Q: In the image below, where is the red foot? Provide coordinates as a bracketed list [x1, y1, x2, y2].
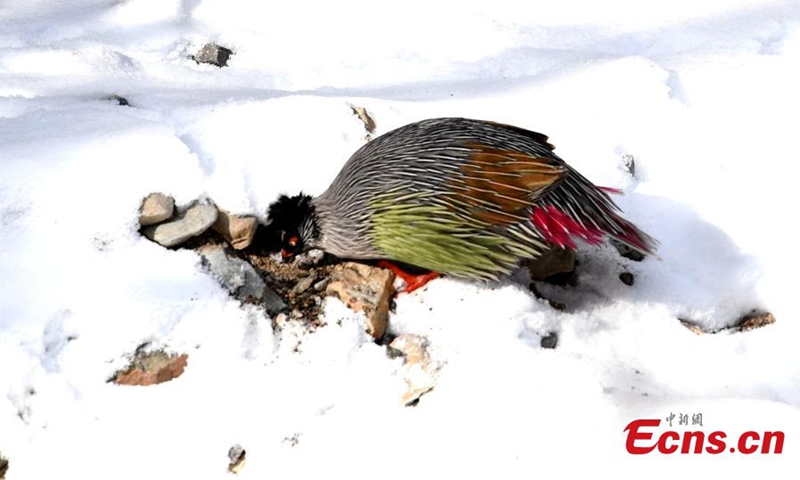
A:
[377, 260, 440, 294]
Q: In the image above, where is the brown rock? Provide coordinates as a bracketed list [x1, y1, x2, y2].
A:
[351, 106, 376, 134]
[326, 263, 395, 339]
[390, 334, 439, 406]
[139, 193, 174, 226]
[739, 311, 776, 332]
[0, 455, 8, 480]
[529, 247, 575, 281]
[212, 209, 258, 250]
[112, 350, 188, 386]
[679, 319, 707, 335]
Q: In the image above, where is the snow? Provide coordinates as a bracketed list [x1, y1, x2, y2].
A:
[1, 0, 799, 478]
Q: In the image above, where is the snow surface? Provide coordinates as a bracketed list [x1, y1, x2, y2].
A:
[2, 0, 800, 478]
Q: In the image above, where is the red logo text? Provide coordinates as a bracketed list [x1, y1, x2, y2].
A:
[624, 419, 784, 455]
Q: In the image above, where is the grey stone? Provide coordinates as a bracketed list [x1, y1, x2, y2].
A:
[613, 240, 646, 262]
[106, 94, 130, 106]
[193, 43, 233, 67]
[139, 193, 174, 226]
[227, 444, 246, 474]
[198, 245, 286, 313]
[142, 203, 217, 247]
[291, 275, 316, 296]
[540, 332, 558, 349]
[621, 153, 635, 176]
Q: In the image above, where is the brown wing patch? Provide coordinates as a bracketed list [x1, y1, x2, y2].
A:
[450, 144, 565, 226]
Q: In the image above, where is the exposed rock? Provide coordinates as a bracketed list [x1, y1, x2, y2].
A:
[529, 247, 575, 281]
[274, 313, 289, 328]
[297, 249, 325, 267]
[106, 94, 130, 106]
[227, 444, 246, 474]
[198, 245, 286, 314]
[326, 263, 395, 339]
[738, 311, 776, 332]
[679, 319, 707, 335]
[138, 193, 174, 226]
[212, 209, 258, 250]
[142, 203, 217, 247]
[245, 251, 338, 328]
[351, 106, 376, 136]
[0, 454, 7, 479]
[291, 275, 316, 296]
[613, 240, 646, 262]
[619, 272, 634, 286]
[679, 311, 776, 335]
[540, 332, 558, 349]
[621, 153, 635, 176]
[112, 349, 188, 386]
[192, 43, 233, 67]
[390, 334, 440, 406]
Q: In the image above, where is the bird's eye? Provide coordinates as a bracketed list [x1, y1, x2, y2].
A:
[287, 236, 299, 247]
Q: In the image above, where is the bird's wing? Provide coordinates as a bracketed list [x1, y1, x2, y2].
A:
[443, 142, 567, 227]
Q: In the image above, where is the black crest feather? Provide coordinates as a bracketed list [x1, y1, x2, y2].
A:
[267, 193, 313, 230]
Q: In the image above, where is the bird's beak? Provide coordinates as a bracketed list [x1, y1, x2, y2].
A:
[281, 249, 294, 260]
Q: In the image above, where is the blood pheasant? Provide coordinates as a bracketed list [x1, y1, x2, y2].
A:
[267, 117, 656, 291]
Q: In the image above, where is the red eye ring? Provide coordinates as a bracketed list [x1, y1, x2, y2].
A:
[287, 236, 299, 247]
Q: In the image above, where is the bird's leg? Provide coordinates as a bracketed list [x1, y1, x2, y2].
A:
[377, 260, 440, 294]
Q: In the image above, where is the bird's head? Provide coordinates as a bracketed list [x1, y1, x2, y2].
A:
[266, 193, 319, 260]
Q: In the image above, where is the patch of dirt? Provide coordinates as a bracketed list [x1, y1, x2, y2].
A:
[245, 250, 340, 329]
[180, 228, 344, 329]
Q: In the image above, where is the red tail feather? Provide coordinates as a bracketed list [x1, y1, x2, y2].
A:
[531, 206, 604, 249]
[597, 186, 623, 195]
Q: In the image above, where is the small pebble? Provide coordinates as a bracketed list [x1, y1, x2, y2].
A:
[540, 332, 558, 349]
[227, 444, 246, 474]
[619, 272, 634, 286]
[614, 241, 646, 262]
[291, 275, 316, 296]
